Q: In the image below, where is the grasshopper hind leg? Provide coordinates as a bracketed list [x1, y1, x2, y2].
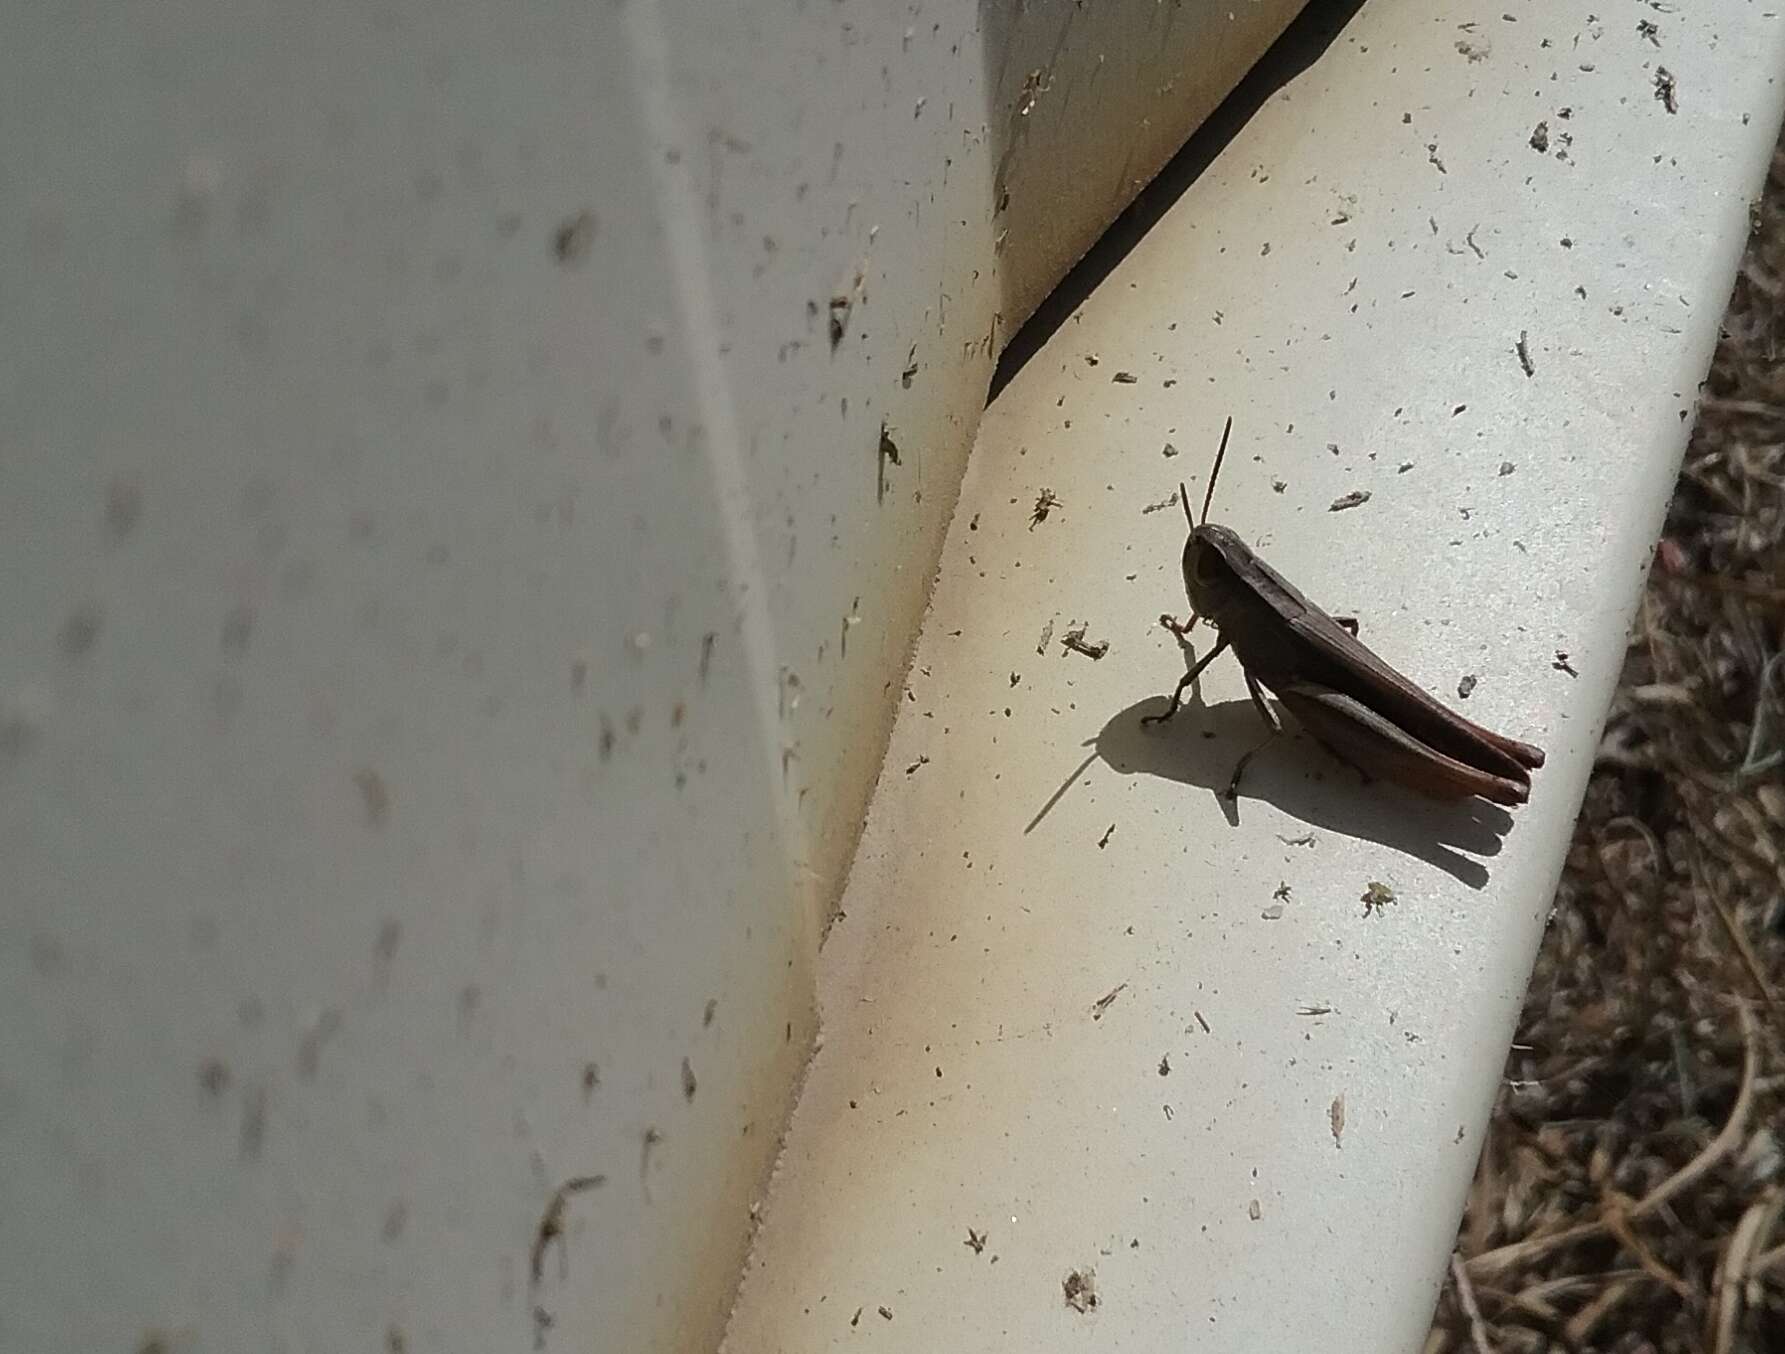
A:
[1309, 734, 1375, 787]
[1225, 672, 1284, 800]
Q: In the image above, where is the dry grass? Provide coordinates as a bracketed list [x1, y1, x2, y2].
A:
[1428, 145, 1785, 1353]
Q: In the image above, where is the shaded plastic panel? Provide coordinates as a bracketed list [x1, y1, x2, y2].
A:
[0, 3, 1306, 1353]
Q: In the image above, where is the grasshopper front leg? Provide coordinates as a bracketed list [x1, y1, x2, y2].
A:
[1142, 635, 1230, 727]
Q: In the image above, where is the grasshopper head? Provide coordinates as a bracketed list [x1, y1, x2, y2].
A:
[1180, 523, 1247, 620]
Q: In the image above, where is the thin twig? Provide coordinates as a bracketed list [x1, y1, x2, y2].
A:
[1602, 1198, 1694, 1302]
[1508, 1268, 1648, 1307]
[1473, 1283, 1584, 1353]
[1564, 1275, 1641, 1346]
[1736, 650, 1785, 781]
[1754, 1238, 1785, 1276]
[1695, 851, 1778, 1007]
[1699, 394, 1785, 418]
[1449, 1253, 1498, 1354]
[1467, 1216, 1605, 1282]
[1709, 1186, 1784, 1354]
[1626, 1002, 1759, 1221]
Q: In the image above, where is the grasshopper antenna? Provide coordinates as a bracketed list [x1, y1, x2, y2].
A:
[1199, 416, 1233, 527]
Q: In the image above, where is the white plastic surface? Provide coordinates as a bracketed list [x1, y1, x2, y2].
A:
[723, 2, 1785, 1350]
[0, 4, 1306, 1354]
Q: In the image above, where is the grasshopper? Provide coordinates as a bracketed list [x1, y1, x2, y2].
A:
[1144, 418, 1545, 804]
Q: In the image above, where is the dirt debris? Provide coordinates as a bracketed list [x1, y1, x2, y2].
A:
[1361, 881, 1396, 917]
[1142, 490, 1180, 515]
[1091, 983, 1127, 1021]
[1063, 1268, 1099, 1313]
[1061, 625, 1109, 661]
[1654, 66, 1678, 114]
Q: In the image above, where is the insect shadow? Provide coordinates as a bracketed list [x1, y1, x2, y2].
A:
[1093, 689, 1513, 891]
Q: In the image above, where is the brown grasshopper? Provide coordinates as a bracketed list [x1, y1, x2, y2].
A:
[1144, 418, 1544, 804]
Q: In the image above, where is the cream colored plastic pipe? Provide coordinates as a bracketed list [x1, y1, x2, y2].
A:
[722, 2, 1785, 1350]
